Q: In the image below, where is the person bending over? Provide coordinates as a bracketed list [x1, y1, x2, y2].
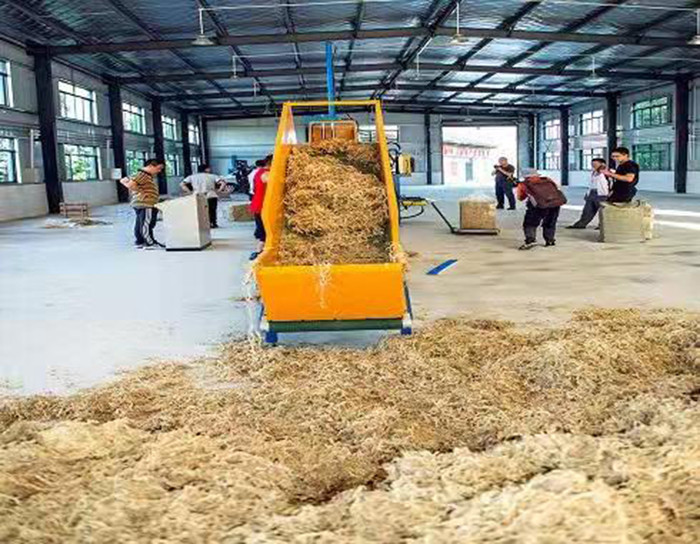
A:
[492, 157, 516, 210]
[516, 169, 567, 250]
[603, 147, 640, 203]
[567, 157, 610, 229]
[181, 164, 227, 228]
[120, 158, 165, 249]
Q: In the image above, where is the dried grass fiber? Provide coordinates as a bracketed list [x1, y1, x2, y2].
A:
[1, 309, 699, 543]
[277, 139, 391, 265]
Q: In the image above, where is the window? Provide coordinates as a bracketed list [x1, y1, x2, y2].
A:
[188, 123, 201, 146]
[580, 147, 606, 170]
[64, 145, 100, 181]
[163, 115, 177, 140]
[123, 102, 146, 134]
[0, 137, 18, 183]
[542, 152, 560, 170]
[190, 158, 200, 174]
[633, 143, 671, 171]
[358, 125, 400, 143]
[0, 59, 12, 107]
[126, 150, 148, 176]
[166, 153, 181, 177]
[632, 97, 670, 129]
[543, 119, 560, 141]
[59, 81, 96, 124]
[579, 110, 604, 136]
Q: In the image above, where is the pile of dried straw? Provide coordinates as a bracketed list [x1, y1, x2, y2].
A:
[1, 309, 698, 542]
[277, 138, 391, 265]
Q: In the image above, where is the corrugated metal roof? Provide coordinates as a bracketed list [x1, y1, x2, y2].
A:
[0, 0, 697, 114]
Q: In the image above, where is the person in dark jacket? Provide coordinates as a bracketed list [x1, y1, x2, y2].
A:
[492, 157, 516, 210]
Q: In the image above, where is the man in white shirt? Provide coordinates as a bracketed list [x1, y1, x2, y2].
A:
[181, 164, 227, 228]
[567, 157, 610, 229]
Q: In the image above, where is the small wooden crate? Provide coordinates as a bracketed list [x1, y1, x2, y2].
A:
[59, 202, 89, 219]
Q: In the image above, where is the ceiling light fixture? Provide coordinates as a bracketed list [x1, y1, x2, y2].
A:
[192, 9, 215, 46]
[689, 10, 700, 45]
[588, 55, 607, 84]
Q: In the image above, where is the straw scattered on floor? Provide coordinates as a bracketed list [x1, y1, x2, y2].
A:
[277, 139, 391, 266]
[1, 308, 699, 543]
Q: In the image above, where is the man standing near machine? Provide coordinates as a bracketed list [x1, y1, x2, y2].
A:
[181, 164, 227, 228]
[120, 158, 165, 249]
[492, 156, 516, 210]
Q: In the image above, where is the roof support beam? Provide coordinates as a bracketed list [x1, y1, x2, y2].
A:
[158, 84, 606, 102]
[339, 0, 366, 95]
[42, 27, 700, 55]
[117, 62, 676, 85]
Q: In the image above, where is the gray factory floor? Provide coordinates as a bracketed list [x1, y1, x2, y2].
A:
[1, 187, 699, 395]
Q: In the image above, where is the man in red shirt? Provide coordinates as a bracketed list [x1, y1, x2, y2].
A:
[249, 154, 272, 259]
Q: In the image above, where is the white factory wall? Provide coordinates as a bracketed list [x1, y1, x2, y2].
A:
[0, 184, 48, 221]
[207, 111, 443, 186]
[0, 37, 202, 220]
[536, 80, 700, 194]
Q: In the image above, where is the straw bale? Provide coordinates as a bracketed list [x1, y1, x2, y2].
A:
[230, 203, 254, 222]
[277, 139, 391, 265]
[0, 309, 698, 542]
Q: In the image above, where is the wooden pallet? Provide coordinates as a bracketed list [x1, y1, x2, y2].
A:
[59, 202, 89, 219]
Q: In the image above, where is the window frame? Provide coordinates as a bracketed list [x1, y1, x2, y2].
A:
[578, 110, 604, 136]
[188, 123, 201, 146]
[63, 144, 101, 181]
[162, 115, 177, 141]
[0, 59, 13, 108]
[579, 147, 607, 170]
[633, 142, 672, 171]
[123, 102, 147, 135]
[358, 125, 400, 143]
[0, 137, 19, 183]
[632, 96, 671, 129]
[125, 149, 149, 176]
[58, 81, 97, 124]
[542, 151, 560, 170]
[543, 119, 560, 141]
[165, 153, 181, 177]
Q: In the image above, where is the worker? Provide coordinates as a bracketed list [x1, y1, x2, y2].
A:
[603, 147, 640, 203]
[120, 158, 165, 249]
[181, 164, 227, 228]
[249, 154, 273, 260]
[492, 156, 516, 210]
[567, 157, 610, 229]
[516, 168, 567, 250]
[248, 158, 265, 199]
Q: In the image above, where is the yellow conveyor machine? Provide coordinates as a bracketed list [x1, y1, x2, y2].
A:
[254, 100, 412, 344]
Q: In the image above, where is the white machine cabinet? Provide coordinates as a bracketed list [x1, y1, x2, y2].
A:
[156, 194, 212, 251]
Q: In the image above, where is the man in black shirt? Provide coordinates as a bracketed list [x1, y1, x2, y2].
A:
[492, 156, 516, 210]
[603, 147, 640, 203]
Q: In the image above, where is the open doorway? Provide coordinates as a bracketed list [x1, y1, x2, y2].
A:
[442, 125, 518, 187]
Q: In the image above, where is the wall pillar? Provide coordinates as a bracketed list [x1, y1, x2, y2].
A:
[606, 92, 618, 160]
[180, 111, 192, 177]
[559, 107, 570, 186]
[674, 77, 690, 194]
[151, 97, 167, 194]
[201, 117, 210, 165]
[527, 113, 536, 168]
[33, 50, 62, 213]
[108, 82, 128, 202]
[424, 112, 432, 185]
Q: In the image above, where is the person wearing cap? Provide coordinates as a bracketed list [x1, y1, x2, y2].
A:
[516, 168, 566, 250]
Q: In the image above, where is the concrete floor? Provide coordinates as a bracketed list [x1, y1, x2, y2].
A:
[1, 187, 699, 395]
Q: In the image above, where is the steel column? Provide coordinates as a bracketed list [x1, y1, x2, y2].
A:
[674, 76, 691, 194]
[326, 42, 336, 116]
[560, 107, 570, 186]
[527, 113, 536, 169]
[424, 112, 433, 185]
[151, 98, 168, 194]
[201, 118, 210, 165]
[606, 92, 618, 161]
[33, 51, 62, 213]
[108, 82, 129, 202]
[181, 111, 192, 177]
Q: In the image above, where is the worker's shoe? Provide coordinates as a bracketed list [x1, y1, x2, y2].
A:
[545, 240, 556, 247]
[508, 206, 516, 210]
[566, 225, 585, 229]
[518, 242, 537, 251]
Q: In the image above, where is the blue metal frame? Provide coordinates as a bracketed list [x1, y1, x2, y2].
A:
[326, 42, 336, 117]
